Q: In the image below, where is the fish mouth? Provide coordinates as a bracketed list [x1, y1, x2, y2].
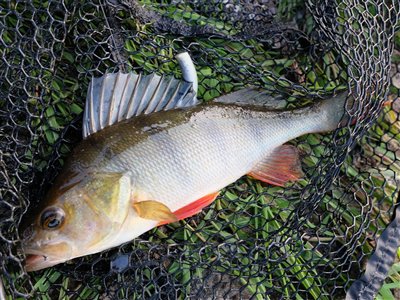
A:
[24, 249, 69, 272]
[25, 254, 47, 271]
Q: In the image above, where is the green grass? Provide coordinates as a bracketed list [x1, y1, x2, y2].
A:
[2, 0, 400, 299]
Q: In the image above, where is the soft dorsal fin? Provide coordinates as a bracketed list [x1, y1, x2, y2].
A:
[214, 88, 288, 109]
[83, 53, 199, 138]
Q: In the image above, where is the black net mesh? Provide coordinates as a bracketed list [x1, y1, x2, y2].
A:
[1, 0, 400, 299]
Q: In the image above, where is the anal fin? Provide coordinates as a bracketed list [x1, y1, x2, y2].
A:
[158, 192, 219, 226]
[248, 145, 303, 187]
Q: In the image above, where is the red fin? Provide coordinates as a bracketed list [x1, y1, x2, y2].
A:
[248, 145, 303, 187]
[157, 192, 219, 226]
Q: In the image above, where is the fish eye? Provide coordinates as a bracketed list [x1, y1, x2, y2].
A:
[40, 207, 65, 230]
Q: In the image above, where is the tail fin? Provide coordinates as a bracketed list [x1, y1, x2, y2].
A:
[318, 91, 351, 132]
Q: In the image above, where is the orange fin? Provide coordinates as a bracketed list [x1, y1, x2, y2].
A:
[248, 145, 303, 187]
[158, 192, 219, 226]
[133, 200, 178, 223]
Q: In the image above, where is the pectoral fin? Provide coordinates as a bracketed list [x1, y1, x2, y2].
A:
[248, 145, 303, 186]
[133, 200, 178, 222]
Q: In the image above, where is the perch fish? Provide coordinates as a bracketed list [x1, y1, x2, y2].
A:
[21, 53, 349, 271]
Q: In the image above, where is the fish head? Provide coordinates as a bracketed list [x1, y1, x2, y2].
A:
[21, 169, 130, 272]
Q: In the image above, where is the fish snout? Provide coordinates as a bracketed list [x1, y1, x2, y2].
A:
[23, 242, 73, 272]
[22, 225, 35, 241]
[24, 253, 48, 272]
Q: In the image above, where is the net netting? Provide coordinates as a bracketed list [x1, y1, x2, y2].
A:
[1, 0, 400, 299]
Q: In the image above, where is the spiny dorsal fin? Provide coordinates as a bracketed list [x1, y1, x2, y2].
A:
[82, 72, 198, 138]
[82, 52, 199, 138]
[214, 88, 288, 109]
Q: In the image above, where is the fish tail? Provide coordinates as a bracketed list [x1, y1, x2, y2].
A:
[318, 91, 351, 131]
